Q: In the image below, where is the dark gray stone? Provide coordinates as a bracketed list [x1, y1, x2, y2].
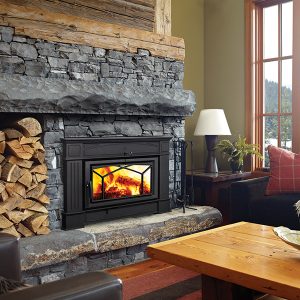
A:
[13, 36, 27, 43]
[114, 121, 142, 136]
[69, 72, 98, 81]
[0, 56, 25, 74]
[11, 42, 38, 59]
[48, 72, 70, 80]
[107, 58, 123, 66]
[0, 74, 195, 116]
[137, 49, 150, 56]
[68, 53, 88, 62]
[44, 131, 64, 144]
[36, 42, 58, 57]
[89, 123, 115, 136]
[78, 45, 93, 54]
[64, 125, 89, 137]
[94, 48, 106, 57]
[48, 57, 69, 69]
[25, 61, 50, 77]
[108, 50, 123, 60]
[100, 63, 109, 77]
[0, 42, 11, 55]
[57, 44, 79, 53]
[46, 169, 63, 186]
[0, 26, 14, 42]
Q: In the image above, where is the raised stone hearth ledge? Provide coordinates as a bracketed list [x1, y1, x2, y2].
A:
[20, 206, 222, 271]
[0, 74, 195, 116]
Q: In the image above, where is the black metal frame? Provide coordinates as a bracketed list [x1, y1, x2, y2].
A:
[62, 136, 171, 230]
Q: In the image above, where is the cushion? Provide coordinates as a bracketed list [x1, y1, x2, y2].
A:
[266, 145, 300, 195]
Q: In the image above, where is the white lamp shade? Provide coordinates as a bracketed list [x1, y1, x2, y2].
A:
[194, 109, 231, 136]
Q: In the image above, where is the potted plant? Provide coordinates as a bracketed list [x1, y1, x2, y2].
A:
[216, 136, 263, 173]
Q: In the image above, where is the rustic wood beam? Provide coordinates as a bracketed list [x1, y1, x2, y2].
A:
[0, 1, 184, 60]
[3, 0, 155, 32]
[154, 0, 171, 36]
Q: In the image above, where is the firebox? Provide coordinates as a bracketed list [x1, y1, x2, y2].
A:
[62, 136, 171, 230]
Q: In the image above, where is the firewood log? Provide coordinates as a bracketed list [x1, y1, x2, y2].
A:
[16, 117, 42, 137]
[36, 226, 50, 235]
[28, 202, 48, 214]
[34, 173, 48, 183]
[0, 214, 13, 229]
[16, 198, 35, 209]
[1, 162, 22, 182]
[26, 183, 46, 200]
[30, 164, 47, 175]
[1, 225, 20, 238]
[0, 180, 5, 194]
[5, 210, 25, 223]
[33, 141, 45, 152]
[0, 197, 21, 213]
[3, 128, 23, 139]
[7, 155, 34, 169]
[24, 213, 48, 233]
[33, 151, 45, 164]
[42, 218, 49, 226]
[0, 190, 8, 201]
[38, 194, 50, 204]
[19, 136, 40, 145]
[6, 140, 34, 160]
[17, 170, 33, 188]
[21, 209, 35, 221]
[17, 223, 34, 237]
[0, 141, 5, 154]
[6, 182, 26, 198]
[0, 131, 5, 142]
[0, 154, 5, 164]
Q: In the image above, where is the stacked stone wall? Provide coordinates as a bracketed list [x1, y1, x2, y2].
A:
[0, 26, 183, 89]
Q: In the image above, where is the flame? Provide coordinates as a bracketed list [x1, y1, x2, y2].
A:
[92, 165, 151, 200]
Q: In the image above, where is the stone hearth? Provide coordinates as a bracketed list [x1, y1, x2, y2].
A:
[20, 207, 222, 284]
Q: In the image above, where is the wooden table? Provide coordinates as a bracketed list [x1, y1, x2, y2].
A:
[147, 222, 300, 300]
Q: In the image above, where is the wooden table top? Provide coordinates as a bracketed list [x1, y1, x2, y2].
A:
[147, 222, 300, 300]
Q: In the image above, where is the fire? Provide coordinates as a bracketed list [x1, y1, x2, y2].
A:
[92, 165, 151, 200]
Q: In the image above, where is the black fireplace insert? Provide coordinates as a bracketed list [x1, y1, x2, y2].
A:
[62, 136, 171, 229]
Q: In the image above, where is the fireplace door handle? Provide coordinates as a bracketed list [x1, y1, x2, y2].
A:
[87, 181, 93, 200]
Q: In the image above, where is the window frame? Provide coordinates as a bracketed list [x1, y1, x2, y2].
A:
[245, 0, 300, 169]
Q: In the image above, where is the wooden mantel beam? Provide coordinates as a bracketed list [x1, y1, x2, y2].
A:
[0, 1, 185, 60]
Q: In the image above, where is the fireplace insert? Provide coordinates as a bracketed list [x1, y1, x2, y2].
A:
[62, 136, 171, 229]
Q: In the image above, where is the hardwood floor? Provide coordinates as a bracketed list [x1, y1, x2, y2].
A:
[106, 258, 172, 281]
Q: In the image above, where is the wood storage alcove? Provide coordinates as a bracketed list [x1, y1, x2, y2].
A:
[0, 117, 49, 237]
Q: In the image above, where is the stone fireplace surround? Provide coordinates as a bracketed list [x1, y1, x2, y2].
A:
[0, 25, 223, 284]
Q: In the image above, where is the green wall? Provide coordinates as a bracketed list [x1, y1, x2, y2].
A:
[172, 0, 205, 169]
[172, 0, 245, 170]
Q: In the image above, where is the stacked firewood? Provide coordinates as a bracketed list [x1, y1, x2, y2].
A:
[0, 117, 50, 237]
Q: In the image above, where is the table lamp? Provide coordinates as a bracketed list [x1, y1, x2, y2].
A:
[194, 109, 231, 173]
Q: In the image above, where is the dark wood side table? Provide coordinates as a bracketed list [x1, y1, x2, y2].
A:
[186, 170, 251, 224]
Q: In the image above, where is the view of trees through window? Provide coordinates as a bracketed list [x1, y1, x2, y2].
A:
[261, 1, 293, 166]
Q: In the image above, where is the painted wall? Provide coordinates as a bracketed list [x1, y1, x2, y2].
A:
[204, 0, 245, 169]
[172, 0, 205, 169]
[172, 0, 245, 170]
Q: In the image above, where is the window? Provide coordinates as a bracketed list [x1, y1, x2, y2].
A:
[246, 0, 300, 168]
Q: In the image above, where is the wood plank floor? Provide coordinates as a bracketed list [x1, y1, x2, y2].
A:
[106, 258, 172, 281]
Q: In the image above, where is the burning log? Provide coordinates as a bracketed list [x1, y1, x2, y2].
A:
[0, 117, 49, 237]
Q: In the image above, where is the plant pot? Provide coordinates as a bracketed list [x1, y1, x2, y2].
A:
[230, 160, 243, 173]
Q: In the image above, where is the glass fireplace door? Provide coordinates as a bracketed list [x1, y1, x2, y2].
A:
[92, 164, 152, 200]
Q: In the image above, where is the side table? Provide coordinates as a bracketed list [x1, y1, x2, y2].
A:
[186, 170, 251, 224]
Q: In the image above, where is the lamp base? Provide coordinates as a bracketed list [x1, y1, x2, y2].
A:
[205, 135, 218, 173]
